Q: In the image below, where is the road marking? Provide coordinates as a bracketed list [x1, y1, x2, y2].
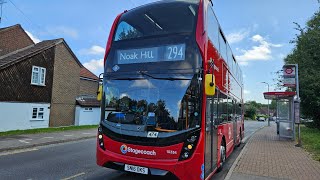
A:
[63, 135, 73, 137]
[0, 148, 38, 156]
[61, 172, 85, 180]
[43, 137, 54, 139]
[82, 133, 92, 135]
[19, 140, 30, 144]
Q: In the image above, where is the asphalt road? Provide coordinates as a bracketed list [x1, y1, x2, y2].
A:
[0, 121, 266, 180]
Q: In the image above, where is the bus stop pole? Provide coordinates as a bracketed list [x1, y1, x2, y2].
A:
[267, 84, 270, 126]
[296, 64, 301, 147]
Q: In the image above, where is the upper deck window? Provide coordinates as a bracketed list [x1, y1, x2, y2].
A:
[115, 22, 143, 41]
[114, 0, 199, 41]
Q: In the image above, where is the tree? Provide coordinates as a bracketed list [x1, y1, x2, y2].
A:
[270, 100, 277, 110]
[246, 101, 262, 109]
[245, 105, 257, 120]
[284, 8, 320, 129]
[118, 28, 141, 40]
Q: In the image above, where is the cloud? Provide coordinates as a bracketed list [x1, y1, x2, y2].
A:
[131, 80, 155, 88]
[25, 31, 41, 43]
[47, 26, 78, 39]
[239, 61, 249, 66]
[244, 90, 250, 94]
[236, 34, 283, 65]
[277, 53, 286, 60]
[83, 58, 104, 74]
[79, 45, 105, 55]
[226, 29, 249, 44]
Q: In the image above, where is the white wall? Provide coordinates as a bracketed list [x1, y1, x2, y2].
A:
[75, 106, 100, 126]
[0, 102, 50, 132]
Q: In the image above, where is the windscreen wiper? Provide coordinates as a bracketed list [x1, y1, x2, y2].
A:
[108, 77, 143, 80]
[138, 71, 191, 81]
[105, 74, 144, 80]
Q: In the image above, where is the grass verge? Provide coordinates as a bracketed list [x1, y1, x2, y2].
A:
[0, 125, 98, 137]
[299, 125, 320, 161]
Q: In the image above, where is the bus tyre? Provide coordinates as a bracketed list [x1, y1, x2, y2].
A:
[217, 142, 226, 172]
[237, 129, 242, 147]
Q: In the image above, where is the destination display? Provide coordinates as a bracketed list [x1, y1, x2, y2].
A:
[117, 44, 186, 64]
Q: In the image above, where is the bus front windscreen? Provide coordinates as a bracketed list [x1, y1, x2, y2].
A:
[103, 73, 201, 136]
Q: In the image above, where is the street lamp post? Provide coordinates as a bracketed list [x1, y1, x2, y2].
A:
[262, 82, 270, 126]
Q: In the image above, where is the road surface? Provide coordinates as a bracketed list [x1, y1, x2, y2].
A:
[0, 121, 266, 180]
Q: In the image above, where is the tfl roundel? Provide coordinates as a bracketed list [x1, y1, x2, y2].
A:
[285, 68, 293, 74]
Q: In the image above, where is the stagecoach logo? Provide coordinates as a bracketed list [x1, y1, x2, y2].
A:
[120, 144, 156, 156]
[120, 144, 128, 154]
[228, 127, 232, 140]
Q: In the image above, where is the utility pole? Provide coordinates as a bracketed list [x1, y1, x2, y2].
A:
[0, 0, 7, 25]
[262, 82, 270, 126]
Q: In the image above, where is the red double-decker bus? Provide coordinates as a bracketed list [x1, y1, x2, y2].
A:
[96, 0, 244, 179]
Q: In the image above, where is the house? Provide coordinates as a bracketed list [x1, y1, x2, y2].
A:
[0, 24, 100, 132]
[75, 95, 101, 126]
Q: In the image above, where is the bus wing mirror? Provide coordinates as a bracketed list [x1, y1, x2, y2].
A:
[205, 74, 215, 96]
[97, 84, 103, 101]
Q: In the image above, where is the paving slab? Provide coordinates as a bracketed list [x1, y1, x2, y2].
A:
[226, 124, 320, 180]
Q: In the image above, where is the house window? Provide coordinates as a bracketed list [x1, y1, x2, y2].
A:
[31, 107, 45, 120]
[84, 107, 93, 112]
[31, 66, 46, 86]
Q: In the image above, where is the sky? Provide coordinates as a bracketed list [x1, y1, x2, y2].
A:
[0, 0, 319, 103]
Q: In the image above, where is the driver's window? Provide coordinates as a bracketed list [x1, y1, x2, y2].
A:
[206, 89, 219, 128]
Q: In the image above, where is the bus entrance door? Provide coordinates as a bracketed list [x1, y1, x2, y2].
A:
[233, 100, 238, 144]
[205, 96, 218, 177]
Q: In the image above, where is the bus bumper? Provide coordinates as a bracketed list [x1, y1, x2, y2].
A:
[97, 146, 203, 180]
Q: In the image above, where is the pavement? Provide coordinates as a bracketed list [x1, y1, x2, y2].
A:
[0, 128, 97, 152]
[225, 123, 320, 180]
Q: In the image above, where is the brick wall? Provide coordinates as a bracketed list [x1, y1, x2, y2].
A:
[49, 42, 81, 127]
[79, 79, 98, 96]
[0, 48, 55, 102]
[0, 25, 34, 56]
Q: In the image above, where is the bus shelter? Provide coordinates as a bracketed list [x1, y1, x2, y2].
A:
[263, 92, 296, 140]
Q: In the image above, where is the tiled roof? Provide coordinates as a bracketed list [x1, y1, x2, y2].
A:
[80, 67, 99, 80]
[0, 39, 63, 70]
[0, 24, 35, 56]
[76, 96, 100, 107]
[0, 24, 24, 32]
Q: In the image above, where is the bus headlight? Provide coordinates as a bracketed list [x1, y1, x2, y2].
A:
[98, 125, 105, 150]
[183, 152, 189, 158]
[179, 130, 200, 161]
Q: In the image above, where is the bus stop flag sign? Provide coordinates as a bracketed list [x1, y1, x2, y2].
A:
[283, 65, 296, 87]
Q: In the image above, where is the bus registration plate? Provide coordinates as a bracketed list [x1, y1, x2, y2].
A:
[124, 164, 148, 175]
